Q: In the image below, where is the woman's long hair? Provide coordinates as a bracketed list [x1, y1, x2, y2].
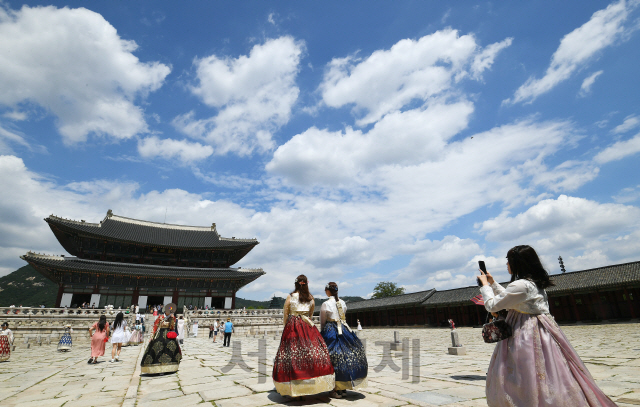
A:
[326, 282, 339, 303]
[507, 245, 555, 289]
[113, 312, 124, 330]
[98, 315, 107, 332]
[291, 274, 313, 303]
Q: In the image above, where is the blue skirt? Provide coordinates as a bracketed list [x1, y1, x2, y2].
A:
[321, 322, 368, 390]
[58, 333, 72, 351]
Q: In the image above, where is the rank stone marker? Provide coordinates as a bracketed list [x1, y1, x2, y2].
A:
[390, 330, 403, 351]
[448, 328, 466, 355]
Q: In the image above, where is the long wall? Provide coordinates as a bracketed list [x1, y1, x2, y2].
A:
[346, 287, 640, 328]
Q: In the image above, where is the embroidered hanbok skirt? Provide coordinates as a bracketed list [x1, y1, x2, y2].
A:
[57, 332, 72, 351]
[273, 315, 335, 396]
[321, 322, 368, 390]
[486, 311, 616, 407]
[141, 327, 182, 374]
[0, 335, 10, 362]
[129, 329, 144, 345]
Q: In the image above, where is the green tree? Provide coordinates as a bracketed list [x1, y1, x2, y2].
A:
[371, 282, 405, 299]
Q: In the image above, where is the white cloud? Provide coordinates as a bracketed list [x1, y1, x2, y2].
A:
[578, 70, 604, 97]
[137, 136, 214, 163]
[479, 195, 640, 245]
[507, 0, 638, 104]
[0, 5, 170, 143]
[613, 185, 640, 203]
[319, 29, 511, 125]
[471, 37, 513, 80]
[612, 114, 640, 134]
[397, 236, 482, 283]
[532, 160, 599, 192]
[267, 100, 474, 184]
[174, 36, 303, 156]
[594, 132, 640, 163]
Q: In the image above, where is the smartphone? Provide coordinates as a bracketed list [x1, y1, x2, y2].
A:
[478, 260, 487, 273]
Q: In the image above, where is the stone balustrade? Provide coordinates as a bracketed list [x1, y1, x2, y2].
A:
[0, 307, 141, 348]
[0, 306, 321, 346]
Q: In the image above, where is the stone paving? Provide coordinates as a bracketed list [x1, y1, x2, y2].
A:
[1, 323, 639, 406]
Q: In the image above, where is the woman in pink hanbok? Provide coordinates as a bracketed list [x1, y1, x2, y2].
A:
[478, 245, 616, 407]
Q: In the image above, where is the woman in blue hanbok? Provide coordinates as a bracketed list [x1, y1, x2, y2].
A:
[57, 324, 72, 351]
[320, 282, 368, 398]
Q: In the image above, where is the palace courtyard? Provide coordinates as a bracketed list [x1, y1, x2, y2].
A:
[1, 323, 639, 407]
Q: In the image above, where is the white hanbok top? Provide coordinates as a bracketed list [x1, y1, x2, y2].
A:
[320, 297, 347, 329]
[110, 321, 128, 343]
[480, 279, 550, 315]
[0, 329, 13, 344]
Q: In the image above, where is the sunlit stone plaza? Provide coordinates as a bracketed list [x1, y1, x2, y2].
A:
[1, 323, 639, 407]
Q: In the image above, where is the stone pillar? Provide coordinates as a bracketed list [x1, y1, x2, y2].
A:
[232, 291, 236, 309]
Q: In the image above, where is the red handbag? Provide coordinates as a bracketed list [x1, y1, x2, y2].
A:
[167, 331, 177, 339]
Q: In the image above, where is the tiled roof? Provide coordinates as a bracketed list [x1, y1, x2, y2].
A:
[347, 289, 435, 311]
[421, 285, 489, 307]
[46, 212, 258, 249]
[21, 252, 265, 281]
[547, 260, 640, 294]
[349, 260, 640, 310]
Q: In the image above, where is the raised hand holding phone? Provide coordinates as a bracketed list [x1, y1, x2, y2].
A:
[477, 260, 493, 286]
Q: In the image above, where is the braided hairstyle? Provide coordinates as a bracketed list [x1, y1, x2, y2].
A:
[325, 282, 339, 302]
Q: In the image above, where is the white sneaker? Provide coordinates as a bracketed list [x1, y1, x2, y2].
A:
[115, 356, 119, 361]
[110, 359, 114, 363]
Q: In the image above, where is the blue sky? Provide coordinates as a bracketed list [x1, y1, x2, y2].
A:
[1, 1, 639, 300]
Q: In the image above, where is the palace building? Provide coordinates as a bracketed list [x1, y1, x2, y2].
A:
[346, 260, 640, 327]
[21, 210, 264, 310]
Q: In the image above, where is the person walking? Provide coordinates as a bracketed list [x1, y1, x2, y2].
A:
[321, 282, 368, 398]
[272, 275, 334, 398]
[213, 319, 219, 343]
[110, 312, 128, 362]
[223, 318, 233, 347]
[141, 303, 181, 374]
[357, 319, 362, 331]
[177, 315, 185, 344]
[478, 245, 616, 407]
[88, 315, 110, 364]
[57, 324, 73, 351]
[192, 320, 199, 337]
[0, 322, 14, 362]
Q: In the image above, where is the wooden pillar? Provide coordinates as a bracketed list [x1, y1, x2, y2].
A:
[570, 293, 581, 321]
[434, 306, 438, 326]
[393, 308, 398, 327]
[624, 288, 636, 318]
[55, 284, 64, 307]
[593, 291, 604, 320]
[475, 305, 481, 325]
[132, 287, 139, 307]
[232, 290, 236, 309]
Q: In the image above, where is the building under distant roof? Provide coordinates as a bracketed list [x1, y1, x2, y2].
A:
[22, 210, 264, 310]
[346, 260, 640, 327]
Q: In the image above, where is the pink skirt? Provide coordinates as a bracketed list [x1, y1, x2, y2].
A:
[486, 311, 616, 407]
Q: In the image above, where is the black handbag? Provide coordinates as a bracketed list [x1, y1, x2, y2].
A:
[482, 314, 512, 343]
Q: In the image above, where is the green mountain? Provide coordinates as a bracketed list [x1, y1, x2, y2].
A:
[0, 265, 367, 309]
[0, 264, 58, 307]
